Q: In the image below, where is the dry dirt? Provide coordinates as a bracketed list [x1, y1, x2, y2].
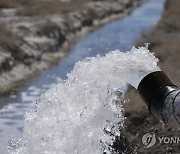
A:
[0, 0, 103, 16]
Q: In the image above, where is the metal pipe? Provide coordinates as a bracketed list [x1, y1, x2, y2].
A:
[138, 71, 180, 126]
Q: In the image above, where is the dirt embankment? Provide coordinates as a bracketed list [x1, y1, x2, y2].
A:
[0, 0, 144, 96]
[119, 0, 180, 153]
[139, 0, 180, 86]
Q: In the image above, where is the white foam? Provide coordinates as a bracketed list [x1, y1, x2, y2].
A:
[7, 46, 160, 154]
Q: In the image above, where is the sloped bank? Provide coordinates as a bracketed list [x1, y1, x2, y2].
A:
[0, 0, 144, 95]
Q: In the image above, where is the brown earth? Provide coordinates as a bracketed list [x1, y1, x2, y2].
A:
[118, 0, 180, 153]
[0, 0, 97, 16]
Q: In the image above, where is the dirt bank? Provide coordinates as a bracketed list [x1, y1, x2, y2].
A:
[0, 0, 144, 96]
[120, 0, 180, 153]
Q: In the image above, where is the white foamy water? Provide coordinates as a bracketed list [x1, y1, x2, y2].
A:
[7, 46, 160, 154]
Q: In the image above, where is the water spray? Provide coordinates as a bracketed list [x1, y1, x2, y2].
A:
[7, 47, 169, 154]
[138, 71, 180, 126]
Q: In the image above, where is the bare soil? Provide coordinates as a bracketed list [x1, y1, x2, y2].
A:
[0, 0, 100, 16]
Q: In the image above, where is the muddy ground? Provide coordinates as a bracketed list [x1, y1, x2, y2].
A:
[119, 0, 180, 153]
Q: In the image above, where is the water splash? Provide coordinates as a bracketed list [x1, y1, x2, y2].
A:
[7, 46, 160, 154]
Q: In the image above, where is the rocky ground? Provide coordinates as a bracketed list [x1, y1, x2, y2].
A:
[0, 0, 144, 96]
[119, 0, 180, 153]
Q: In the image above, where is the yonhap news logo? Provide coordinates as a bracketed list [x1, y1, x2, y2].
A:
[142, 132, 180, 148]
[142, 132, 156, 148]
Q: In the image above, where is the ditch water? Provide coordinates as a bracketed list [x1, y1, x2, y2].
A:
[0, 0, 165, 153]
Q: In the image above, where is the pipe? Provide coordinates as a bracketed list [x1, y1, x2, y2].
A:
[137, 71, 180, 126]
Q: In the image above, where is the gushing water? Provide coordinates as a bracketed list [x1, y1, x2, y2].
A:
[7, 46, 160, 154]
